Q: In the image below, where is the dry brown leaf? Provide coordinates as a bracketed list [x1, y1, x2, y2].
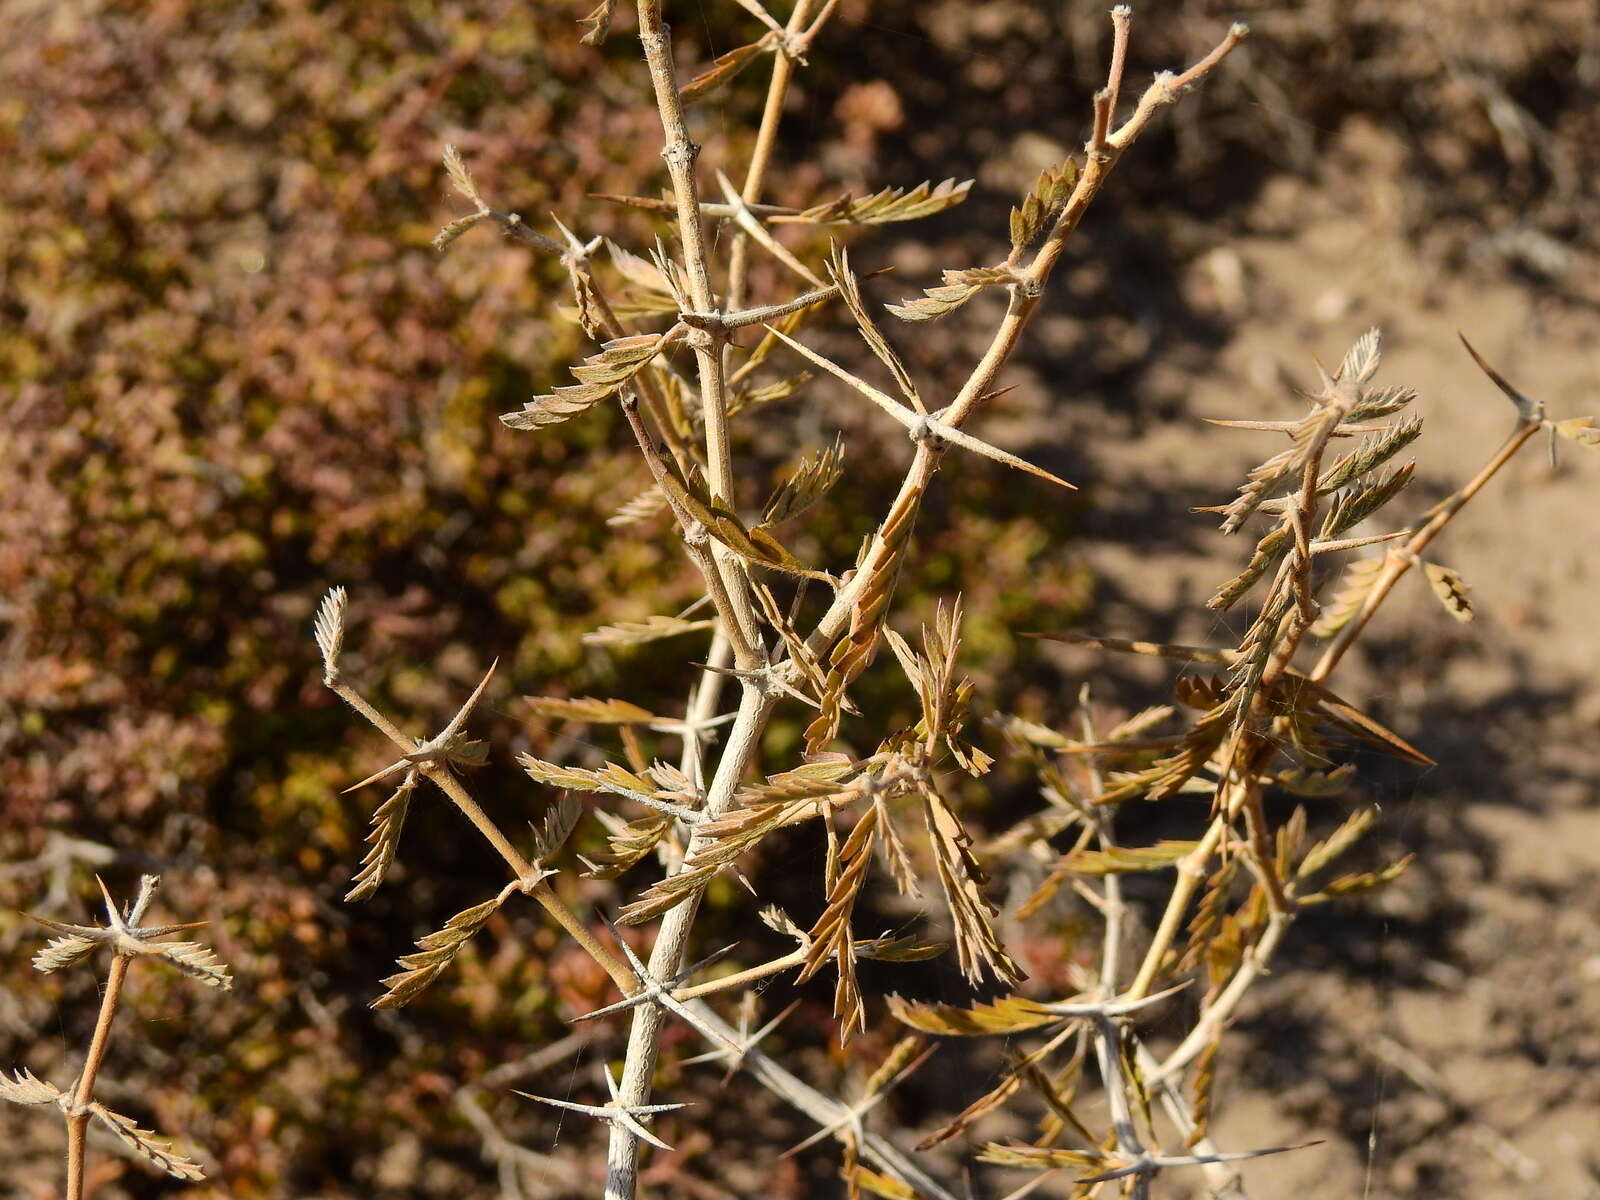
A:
[1422, 561, 1474, 622]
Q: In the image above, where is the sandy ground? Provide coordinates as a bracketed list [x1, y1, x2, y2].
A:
[1045, 162, 1600, 1198]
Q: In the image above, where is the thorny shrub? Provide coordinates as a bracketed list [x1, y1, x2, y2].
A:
[308, 3, 1598, 1200]
[3, 5, 1104, 1189]
[4, 1, 1598, 1198]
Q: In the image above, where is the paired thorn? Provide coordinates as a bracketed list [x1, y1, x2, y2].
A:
[516, 1063, 690, 1153]
[1038, 980, 1190, 1019]
[1459, 332, 1545, 423]
[24, 875, 231, 990]
[714, 169, 826, 286]
[569, 929, 743, 1055]
[549, 214, 604, 265]
[688, 659, 835, 711]
[341, 661, 499, 794]
[764, 324, 1075, 490]
[678, 998, 801, 1086]
[1074, 1139, 1324, 1186]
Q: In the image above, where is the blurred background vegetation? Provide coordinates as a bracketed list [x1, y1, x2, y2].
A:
[3, 1, 1597, 1197]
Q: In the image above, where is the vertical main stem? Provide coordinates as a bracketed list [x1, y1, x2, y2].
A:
[637, 0, 760, 667]
[422, 765, 639, 994]
[606, 682, 779, 1199]
[635, 2, 728, 500]
[66, 953, 131, 1200]
[611, 19, 843, 1188]
[679, 0, 818, 788]
[611, 15, 815, 1192]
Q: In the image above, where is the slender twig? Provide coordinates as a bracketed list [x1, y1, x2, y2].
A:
[802, 23, 1248, 658]
[726, 0, 821, 313]
[618, 396, 765, 668]
[668, 948, 805, 1002]
[326, 669, 638, 995]
[664, 0, 826, 818]
[64, 953, 131, 1200]
[1150, 910, 1291, 1084]
[1077, 693, 1124, 994]
[6, 877, 227, 1196]
[1311, 418, 1541, 681]
[635, 1, 759, 665]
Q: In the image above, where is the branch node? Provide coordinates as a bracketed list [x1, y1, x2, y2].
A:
[685, 325, 719, 353]
[661, 139, 701, 172]
[777, 30, 809, 62]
